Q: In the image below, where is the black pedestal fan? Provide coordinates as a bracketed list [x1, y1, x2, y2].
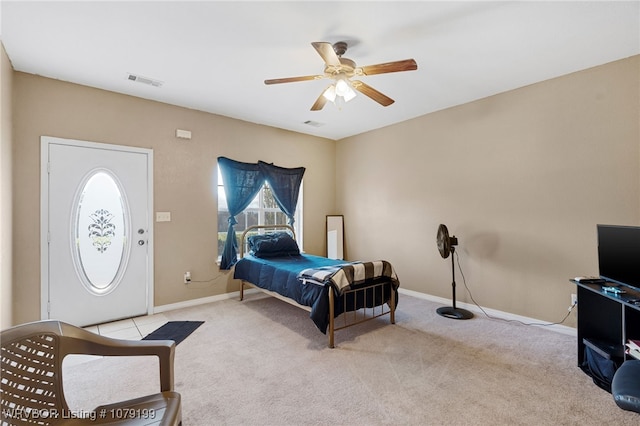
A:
[436, 224, 473, 320]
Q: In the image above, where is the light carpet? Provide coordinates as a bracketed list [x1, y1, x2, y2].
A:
[62, 293, 638, 425]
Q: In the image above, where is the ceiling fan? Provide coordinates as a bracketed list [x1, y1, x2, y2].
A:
[264, 41, 417, 111]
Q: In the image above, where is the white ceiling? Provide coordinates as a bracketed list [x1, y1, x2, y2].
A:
[1, 1, 639, 140]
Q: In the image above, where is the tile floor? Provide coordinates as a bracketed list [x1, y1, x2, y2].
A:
[65, 313, 170, 368]
[83, 313, 169, 340]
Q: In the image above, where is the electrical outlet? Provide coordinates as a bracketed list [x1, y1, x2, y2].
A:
[571, 293, 578, 306]
[184, 271, 191, 284]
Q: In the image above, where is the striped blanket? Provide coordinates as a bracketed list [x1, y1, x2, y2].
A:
[298, 260, 399, 294]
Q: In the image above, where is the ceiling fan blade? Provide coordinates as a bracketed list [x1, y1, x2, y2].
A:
[310, 91, 328, 111]
[358, 59, 418, 76]
[351, 80, 394, 107]
[264, 75, 324, 85]
[311, 42, 341, 67]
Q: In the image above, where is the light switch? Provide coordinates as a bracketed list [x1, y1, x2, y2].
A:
[156, 212, 171, 222]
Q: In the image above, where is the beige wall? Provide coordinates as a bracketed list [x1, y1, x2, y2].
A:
[1, 43, 14, 329]
[9, 56, 639, 328]
[336, 56, 640, 327]
[12, 73, 336, 325]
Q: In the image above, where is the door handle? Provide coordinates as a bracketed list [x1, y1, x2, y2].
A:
[138, 240, 145, 246]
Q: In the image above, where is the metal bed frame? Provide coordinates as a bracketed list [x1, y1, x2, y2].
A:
[237, 224, 396, 348]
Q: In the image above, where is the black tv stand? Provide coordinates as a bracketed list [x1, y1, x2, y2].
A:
[572, 279, 640, 367]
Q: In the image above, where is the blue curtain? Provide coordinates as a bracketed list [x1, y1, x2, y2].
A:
[259, 161, 306, 226]
[218, 157, 264, 270]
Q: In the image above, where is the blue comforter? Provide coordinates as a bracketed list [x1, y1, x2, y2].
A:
[233, 254, 397, 333]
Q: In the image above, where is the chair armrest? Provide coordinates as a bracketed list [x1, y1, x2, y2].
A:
[58, 322, 176, 392]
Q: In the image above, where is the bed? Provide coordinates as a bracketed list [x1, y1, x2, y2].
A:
[233, 225, 399, 348]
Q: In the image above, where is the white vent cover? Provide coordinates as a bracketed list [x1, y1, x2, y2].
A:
[303, 120, 324, 127]
[126, 73, 163, 87]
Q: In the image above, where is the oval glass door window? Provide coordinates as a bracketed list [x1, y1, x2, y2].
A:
[73, 170, 130, 295]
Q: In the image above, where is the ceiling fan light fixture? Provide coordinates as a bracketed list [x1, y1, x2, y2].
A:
[342, 85, 357, 102]
[322, 84, 337, 102]
[335, 78, 349, 96]
[335, 77, 357, 102]
[334, 95, 346, 110]
[322, 80, 356, 109]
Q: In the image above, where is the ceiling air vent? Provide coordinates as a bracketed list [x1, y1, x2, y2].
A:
[303, 120, 324, 127]
[126, 73, 163, 88]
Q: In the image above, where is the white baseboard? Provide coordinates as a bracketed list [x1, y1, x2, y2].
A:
[398, 288, 576, 337]
[153, 287, 576, 337]
[153, 288, 260, 313]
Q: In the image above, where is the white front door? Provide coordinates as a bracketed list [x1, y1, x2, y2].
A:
[41, 136, 153, 327]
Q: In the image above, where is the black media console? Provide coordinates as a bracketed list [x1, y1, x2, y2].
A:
[572, 279, 640, 366]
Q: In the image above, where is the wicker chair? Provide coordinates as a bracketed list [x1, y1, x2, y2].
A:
[0, 320, 181, 425]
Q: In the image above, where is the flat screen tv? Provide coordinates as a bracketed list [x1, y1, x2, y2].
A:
[597, 224, 640, 290]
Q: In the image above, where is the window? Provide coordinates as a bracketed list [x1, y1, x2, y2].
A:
[73, 170, 128, 294]
[217, 168, 303, 258]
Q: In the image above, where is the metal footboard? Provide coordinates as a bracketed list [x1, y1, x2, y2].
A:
[328, 280, 396, 348]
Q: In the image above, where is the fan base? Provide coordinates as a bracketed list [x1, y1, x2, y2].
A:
[436, 306, 474, 320]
